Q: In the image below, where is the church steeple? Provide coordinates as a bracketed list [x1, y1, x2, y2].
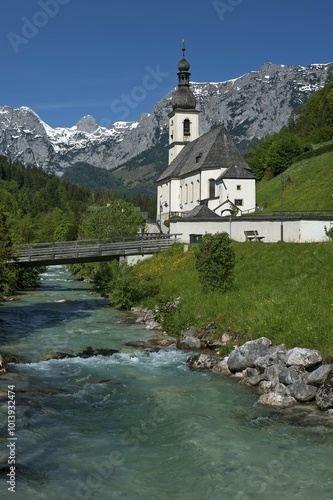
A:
[168, 40, 200, 165]
[171, 40, 196, 111]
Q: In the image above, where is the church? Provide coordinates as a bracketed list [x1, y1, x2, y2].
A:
[156, 45, 256, 230]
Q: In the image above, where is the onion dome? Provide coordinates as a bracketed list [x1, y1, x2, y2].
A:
[178, 56, 190, 72]
[171, 41, 196, 111]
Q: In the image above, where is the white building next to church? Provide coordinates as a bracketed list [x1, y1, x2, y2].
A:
[156, 45, 256, 231]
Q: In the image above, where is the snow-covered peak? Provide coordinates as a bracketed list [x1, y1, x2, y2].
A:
[75, 115, 98, 133]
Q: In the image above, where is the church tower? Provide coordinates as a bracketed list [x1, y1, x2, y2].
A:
[168, 41, 200, 165]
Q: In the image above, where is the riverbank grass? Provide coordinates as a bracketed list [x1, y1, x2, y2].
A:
[133, 241, 333, 359]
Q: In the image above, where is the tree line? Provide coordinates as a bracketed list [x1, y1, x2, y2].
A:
[0, 156, 150, 300]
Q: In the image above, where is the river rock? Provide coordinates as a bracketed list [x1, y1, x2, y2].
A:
[315, 375, 333, 410]
[77, 347, 120, 358]
[257, 380, 275, 394]
[255, 344, 287, 371]
[258, 392, 297, 408]
[125, 341, 151, 348]
[212, 357, 232, 375]
[199, 322, 219, 348]
[135, 316, 145, 324]
[242, 373, 266, 386]
[263, 364, 283, 385]
[279, 365, 306, 385]
[307, 364, 333, 386]
[187, 354, 217, 370]
[227, 337, 272, 373]
[257, 383, 296, 408]
[243, 367, 260, 378]
[47, 352, 75, 360]
[288, 383, 317, 402]
[147, 338, 175, 347]
[199, 322, 218, 339]
[176, 328, 201, 350]
[285, 347, 322, 368]
[0, 352, 19, 372]
[144, 312, 162, 330]
[0, 353, 8, 373]
[145, 320, 162, 331]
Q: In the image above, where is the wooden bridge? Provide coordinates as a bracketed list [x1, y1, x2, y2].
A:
[10, 234, 180, 267]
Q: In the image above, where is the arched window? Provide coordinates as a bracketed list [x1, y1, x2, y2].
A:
[209, 178, 215, 199]
[185, 184, 188, 204]
[183, 119, 190, 136]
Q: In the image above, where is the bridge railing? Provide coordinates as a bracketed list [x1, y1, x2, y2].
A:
[11, 234, 182, 265]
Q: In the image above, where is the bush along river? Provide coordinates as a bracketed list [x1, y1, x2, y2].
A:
[1, 266, 333, 500]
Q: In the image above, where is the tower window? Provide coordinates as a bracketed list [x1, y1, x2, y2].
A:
[183, 119, 190, 136]
[236, 185, 241, 191]
[234, 199, 243, 206]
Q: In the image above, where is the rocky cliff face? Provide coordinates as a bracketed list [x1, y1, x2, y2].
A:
[0, 62, 330, 175]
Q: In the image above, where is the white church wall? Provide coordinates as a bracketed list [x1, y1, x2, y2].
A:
[170, 218, 333, 243]
[200, 169, 222, 200]
[224, 178, 256, 214]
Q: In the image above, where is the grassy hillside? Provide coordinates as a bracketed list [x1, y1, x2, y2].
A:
[255, 148, 333, 213]
[132, 242, 333, 359]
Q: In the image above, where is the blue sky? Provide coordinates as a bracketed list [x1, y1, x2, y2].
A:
[1, 0, 332, 128]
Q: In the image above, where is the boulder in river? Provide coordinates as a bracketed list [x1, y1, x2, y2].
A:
[315, 374, 333, 411]
[227, 337, 272, 372]
[279, 365, 307, 385]
[47, 347, 119, 360]
[307, 364, 333, 386]
[0, 352, 20, 373]
[47, 352, 75, 360]
[77, 347, 120, 358]
[187, 353, 218, 370]
[258, 392, 297, 408]
[176, 328, 202, 350]
[255, 344, 287, 371]
[288, 383, 317, 402]
[285, 347, 322, 368]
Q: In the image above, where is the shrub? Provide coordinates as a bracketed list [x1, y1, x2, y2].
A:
[325, 226, 333, 240]
[110, 262, 159, 309]
[195, 232, 235, 293]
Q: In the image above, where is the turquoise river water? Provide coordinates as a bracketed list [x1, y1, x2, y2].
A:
[1, 266, 333, 500]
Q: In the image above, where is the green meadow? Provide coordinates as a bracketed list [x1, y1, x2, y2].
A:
[133, 241, 333, 359]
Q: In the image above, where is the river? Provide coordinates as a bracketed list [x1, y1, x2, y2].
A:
[1, 266, 333, 500]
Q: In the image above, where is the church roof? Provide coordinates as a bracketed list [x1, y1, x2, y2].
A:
[216, 164, 255, 182]
[157, 124, 252, 182]
[184, 204, 222, 220]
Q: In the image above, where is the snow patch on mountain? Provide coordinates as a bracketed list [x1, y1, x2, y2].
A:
[0, 62, 331, 174]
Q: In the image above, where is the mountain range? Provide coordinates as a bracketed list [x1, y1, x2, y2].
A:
[0, 61, 331, 195]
